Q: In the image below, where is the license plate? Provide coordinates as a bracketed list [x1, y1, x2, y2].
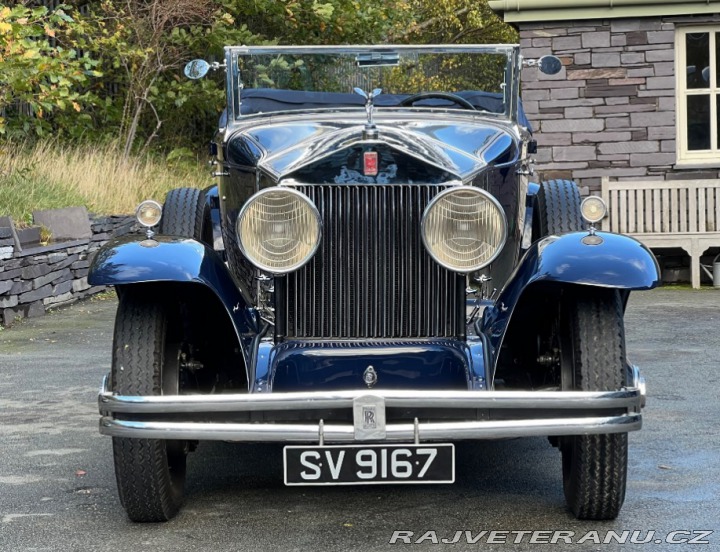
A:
[283, 444, 455, 485]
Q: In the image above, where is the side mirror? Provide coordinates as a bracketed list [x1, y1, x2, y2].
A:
[538, 55, 563, 75]
[184, 59, 211, 80]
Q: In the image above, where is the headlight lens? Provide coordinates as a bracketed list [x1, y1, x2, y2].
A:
[237, 187, 321, 274]
[580, 196, 607, 224]
[135, 200, 162, 228]
[421, 187, 507, 272]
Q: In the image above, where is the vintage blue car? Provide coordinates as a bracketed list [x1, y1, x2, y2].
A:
[89, 45, 658, 522]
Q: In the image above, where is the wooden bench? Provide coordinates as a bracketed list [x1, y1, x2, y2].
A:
[601, 177, 720, 289]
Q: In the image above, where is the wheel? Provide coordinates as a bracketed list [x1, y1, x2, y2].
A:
[111, 293, 186, 522]
[560, 288, 628, 520]
[534, 179, 584, 238]
[399, 92, 479, 110]
[159, 187, 212, 244]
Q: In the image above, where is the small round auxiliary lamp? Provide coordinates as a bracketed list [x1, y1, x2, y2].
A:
[580, 196, 607, 245]
[135, 200, 163, 239]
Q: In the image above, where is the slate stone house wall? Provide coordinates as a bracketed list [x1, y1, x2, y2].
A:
[519, 14, 720, 192]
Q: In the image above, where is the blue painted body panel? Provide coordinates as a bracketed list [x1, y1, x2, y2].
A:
[88, 234, 258, 344]
[482, 231, 660, 366]
[252, 338, 487, 393]
[89, 230, 656, 395]
[517, 231, 659, 289]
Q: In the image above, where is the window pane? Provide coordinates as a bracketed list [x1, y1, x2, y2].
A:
[717, 96, 720, 149]
[716, 32, 720, 88]
[687, 95, 710, 150]
[686, 32, 710, 89]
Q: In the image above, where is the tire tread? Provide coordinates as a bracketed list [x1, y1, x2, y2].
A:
[537, 179, 584, 236]
[563, 289, 628, 520]
[111, 296, 184, 522]
[159, 187, 205, 239]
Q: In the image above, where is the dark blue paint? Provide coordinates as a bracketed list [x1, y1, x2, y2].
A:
[252, 340, 277, 393]
[481, 231, 660, 368]
[88, 234, 259, 343]
[226, 132, 262, 166]
[203, 185, 219, 209]
[522, 231, 660, 289]
[203, 185, 224, 255]
[465, 336, 487, 390]
[89, 231, 656, 397]
[250, 339, 485, 392]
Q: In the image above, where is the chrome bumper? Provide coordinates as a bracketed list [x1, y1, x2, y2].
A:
[98, 367, 645, 444]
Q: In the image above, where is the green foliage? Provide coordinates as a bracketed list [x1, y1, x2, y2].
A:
[229, 0, 412, 45]
[397, 0, 518, 44]
[80, 0, 410, 155]
[0, 4, 99, 139]
[0, 1, 516, 155]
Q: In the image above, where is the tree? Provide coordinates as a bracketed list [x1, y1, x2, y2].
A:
[85, 0, 411, 156]
[0, 1, 516, 152]
[232, 0, 412, 45]
[0, 3, 99, 139]
[87, 0, 222, 158]
[397, 0, 517, 44]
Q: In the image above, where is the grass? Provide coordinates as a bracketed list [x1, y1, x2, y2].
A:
[0, 141, 209, 224]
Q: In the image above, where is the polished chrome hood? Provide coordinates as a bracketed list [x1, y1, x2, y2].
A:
[228, 116, 520, 182]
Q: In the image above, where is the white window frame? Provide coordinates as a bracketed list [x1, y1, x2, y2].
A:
[675, 27, 720, 165]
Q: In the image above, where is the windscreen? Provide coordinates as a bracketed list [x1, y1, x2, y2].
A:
[231, 47, 515, 119]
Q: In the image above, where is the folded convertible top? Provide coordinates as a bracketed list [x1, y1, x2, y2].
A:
[235, 88, 532, 131]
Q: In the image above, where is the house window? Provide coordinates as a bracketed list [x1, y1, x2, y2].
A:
[676, 28, 720, 164]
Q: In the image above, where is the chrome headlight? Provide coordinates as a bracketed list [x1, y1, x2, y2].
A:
[421, 187, 507, 273]
[580, 196, 607, 224]
[135, 200, 162, 228]
[237, 187, 321, 274]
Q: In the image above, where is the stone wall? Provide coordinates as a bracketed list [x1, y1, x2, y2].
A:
[0, 216, 137, 326]
[519, 15, 720, 192]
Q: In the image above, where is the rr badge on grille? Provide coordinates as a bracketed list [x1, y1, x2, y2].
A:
[353, 395, 386, 440]
[362, 406, 377, 429]
[363, 151, 378, 176]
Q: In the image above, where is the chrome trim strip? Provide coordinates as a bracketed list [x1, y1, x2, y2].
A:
[99, 376, 643, 414]
[100, 414, 641, 442]
[232, 45, 518, 56]
[631, 364, 646, 408]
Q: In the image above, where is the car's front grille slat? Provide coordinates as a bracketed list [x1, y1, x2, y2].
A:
[282, 184, 464, 339]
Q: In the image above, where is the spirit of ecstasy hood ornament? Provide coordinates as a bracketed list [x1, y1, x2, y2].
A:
[353, 87, 382, 138]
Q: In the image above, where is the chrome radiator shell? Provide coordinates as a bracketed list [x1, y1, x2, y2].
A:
[276, 184, 466, 339]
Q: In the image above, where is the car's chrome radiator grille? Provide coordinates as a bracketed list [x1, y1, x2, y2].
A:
[279, 184, 466, 339]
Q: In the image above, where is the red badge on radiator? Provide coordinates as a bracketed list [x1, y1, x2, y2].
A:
[363, 151, 378, 176]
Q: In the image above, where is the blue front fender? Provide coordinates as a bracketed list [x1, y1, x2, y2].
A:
[482, 231, 660, 367]
[88, 235, 259, 340]
[515, 231, 660, 289]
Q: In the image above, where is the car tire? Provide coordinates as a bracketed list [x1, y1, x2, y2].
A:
[159, 187, 212, 244]
[560, 288, 628, 520]
[535, 179, 584, 237]
[111, 294, 186, 522]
